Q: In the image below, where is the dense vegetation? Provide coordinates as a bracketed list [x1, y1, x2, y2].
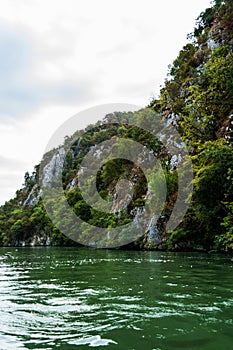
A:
[0, 0, 232, 251]
[150, 0, 233, 252]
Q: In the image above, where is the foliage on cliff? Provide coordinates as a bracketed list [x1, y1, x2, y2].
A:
[150, 0, 233, 251]
[0, 0, 233, 251]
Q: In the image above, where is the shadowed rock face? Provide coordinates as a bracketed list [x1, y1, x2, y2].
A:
[23, 184, 41, 206]
[146, 216, 164, 246]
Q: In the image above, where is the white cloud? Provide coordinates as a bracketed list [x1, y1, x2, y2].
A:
[0, 0, 211, 203]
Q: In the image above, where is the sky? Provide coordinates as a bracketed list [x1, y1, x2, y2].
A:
[0, 0, 211, 205]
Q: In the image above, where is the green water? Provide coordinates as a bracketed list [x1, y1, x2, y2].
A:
[0, 248, 232, 350]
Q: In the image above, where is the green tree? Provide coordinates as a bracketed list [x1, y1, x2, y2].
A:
[191, 140, 233, 248]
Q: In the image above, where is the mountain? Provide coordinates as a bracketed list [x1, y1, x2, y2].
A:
[1, 0, 233, 252]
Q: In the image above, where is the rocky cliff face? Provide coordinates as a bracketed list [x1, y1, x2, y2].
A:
[1, 0, 232, 251]
[42, 147, 66, 187]
[12, 113, 184, 248]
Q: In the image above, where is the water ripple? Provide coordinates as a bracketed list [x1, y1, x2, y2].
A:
[0, 248, 233, 349]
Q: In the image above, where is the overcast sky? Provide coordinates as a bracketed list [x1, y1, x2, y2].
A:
[0, 0, 211, 204]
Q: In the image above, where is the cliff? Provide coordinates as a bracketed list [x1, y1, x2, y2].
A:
[0, 0, 233, 252]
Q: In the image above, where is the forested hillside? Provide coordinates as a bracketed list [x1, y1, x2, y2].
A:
[0, 0, 233, 251]
[149, 0, 233, 251]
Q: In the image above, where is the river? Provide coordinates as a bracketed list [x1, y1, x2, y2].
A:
[0, 248, 232, 349]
